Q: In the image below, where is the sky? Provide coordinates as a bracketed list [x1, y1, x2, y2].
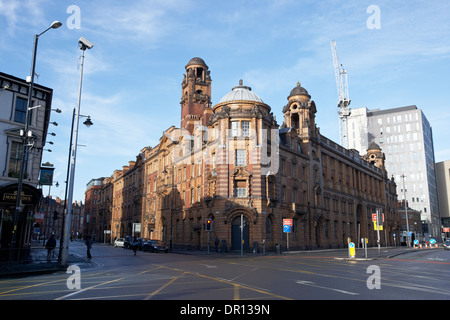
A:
[1, 0, 449, 203]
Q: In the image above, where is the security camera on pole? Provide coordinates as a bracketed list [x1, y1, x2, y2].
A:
[60, 37, 94, 267]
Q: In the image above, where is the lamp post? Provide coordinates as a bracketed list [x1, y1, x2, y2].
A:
[57, 109, 92, 261]
[9, 21, 62, 262]
[60, 37, 94, 267]
[162, 164, 174, 252]
[401, 174, 410, 247]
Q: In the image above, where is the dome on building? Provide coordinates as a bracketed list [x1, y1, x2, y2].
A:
[367, 141, 381, 151]
[219, 80, 264, 103]
[186, 57, 208, 68]
[288, 82, 311, 99]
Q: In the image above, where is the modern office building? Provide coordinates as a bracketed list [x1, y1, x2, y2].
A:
[347, 105, 440, 239]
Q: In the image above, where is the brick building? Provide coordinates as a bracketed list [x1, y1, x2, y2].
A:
[95, 58, 399, 252]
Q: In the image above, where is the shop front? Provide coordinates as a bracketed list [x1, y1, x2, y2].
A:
[0, 183, 42, 261]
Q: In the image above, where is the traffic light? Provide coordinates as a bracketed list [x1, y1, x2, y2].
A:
[205, 218, 212, 231]
[53, 211, 59, 220]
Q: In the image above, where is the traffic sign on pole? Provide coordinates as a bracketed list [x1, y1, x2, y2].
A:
[283, 219, 293, 252]
[348, 242, 355, 258]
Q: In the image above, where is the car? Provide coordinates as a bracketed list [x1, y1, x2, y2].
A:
[444, 239, 450, 250]
[143, 240, 168, 253]
[114, 238, 125, 248]
[151, 241, 169, 253]
[143, 240, 157, 252]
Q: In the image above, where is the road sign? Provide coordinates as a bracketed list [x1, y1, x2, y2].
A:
[348, 242, 355, 258]
[430, 238, 436, 244]
[414, 240, 419, 245]
[283, 219, 293, 233]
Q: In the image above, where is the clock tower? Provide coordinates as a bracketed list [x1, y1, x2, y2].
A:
[180, 57, 212, 134]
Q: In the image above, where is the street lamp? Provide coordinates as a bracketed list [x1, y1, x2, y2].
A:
[58, 109, 93, 262]
[9, 21, 62, 262]
[401, 174, 410, 247]
[61, 37, 94, 267]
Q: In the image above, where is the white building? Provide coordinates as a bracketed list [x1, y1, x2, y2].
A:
[347, 105, 440, 238]
[0, 72, 54, 257]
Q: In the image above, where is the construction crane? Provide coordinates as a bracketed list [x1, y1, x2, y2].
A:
[331, 40, 351, 148]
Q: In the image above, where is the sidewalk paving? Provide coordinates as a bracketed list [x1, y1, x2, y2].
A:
[0, 245, 88, 278]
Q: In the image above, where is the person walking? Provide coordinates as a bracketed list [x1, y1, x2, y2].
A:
[131, 236, 139, 256]
[85, 236, 93, 260]
[45, 234, 56, 262]
[215, 237, 220, 253]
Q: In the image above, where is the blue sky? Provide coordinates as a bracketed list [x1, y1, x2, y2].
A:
[1, 0, 449, 203]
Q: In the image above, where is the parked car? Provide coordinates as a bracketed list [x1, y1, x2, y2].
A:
[114, 238, 125, 248]
[143, 240, 168, 253]
[143, 240, 157, 252]
[444, 239, 450, 250]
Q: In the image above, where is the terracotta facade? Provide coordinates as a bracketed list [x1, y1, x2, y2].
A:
[92, 58, 399, 252]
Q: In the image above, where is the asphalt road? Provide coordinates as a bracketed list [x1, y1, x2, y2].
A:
[0, 241, 449, 316]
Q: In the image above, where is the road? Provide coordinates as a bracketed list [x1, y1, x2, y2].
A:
[0, 241, 449, 313]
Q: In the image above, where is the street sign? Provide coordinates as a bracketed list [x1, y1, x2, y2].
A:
[430, 238, 436, 244]
[348, 242, 355, 258]
[283, 219, 293, 233]
[414, 239, 419, 245]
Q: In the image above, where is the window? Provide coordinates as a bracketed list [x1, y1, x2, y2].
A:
[191, 188, 194, 204]
[8, 141, 23, 177]
[14, 97, 31, 124]
[235, 149, 246, 166]
[241, 121, 250, 137]
[197, 186, 201, 202]
[231, 121, 239, 137]
[234, 180, 247, 198]
[231, 121, 250, 137]
[211, 153, 216, 169]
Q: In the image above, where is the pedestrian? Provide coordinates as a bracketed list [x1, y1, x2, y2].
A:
[85, 236, 93, 259]
[215, 237, 220, 253]
[131, 236, 138, 256]
[45, 234, 56, 262]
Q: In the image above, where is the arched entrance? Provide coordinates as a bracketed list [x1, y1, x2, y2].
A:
[231, 215, 249, 251]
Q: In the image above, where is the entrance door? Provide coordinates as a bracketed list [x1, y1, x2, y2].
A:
[231, 215, 249, 251]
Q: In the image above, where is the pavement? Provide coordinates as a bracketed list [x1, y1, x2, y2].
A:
[0, 242, 441, 278]
[0, 243, 89, 278]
